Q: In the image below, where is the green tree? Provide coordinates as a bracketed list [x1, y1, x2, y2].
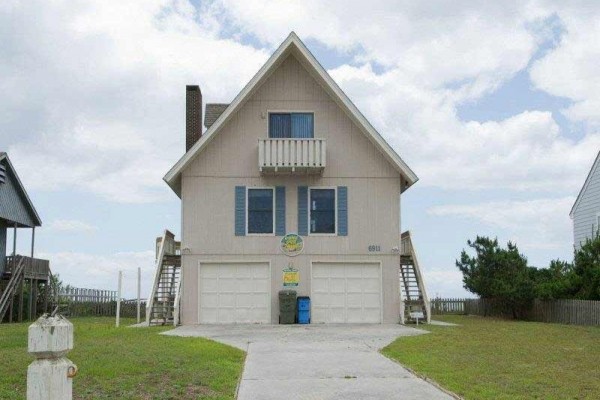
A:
[572, 236, 600, 300]
[456, 236, 535, 318]
[533, 259, 575, 299]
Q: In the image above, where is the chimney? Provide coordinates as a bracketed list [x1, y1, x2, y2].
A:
[186, 85, 202, 152]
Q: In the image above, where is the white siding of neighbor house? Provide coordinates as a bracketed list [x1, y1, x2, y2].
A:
[179, 54, 403, 324]
[573, 156, 600, 250]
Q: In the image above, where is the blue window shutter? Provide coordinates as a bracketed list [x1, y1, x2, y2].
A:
[291, 113, 314, 138]
[275, 186, 286, 236]
[235, 186, 246, 236]
[337, 186, 348, 236]
[297, 186, 308, 236]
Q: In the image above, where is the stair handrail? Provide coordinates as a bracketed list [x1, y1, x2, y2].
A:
[0, 256, 26, 322]
[401, 231, 431, 322]
[172, 276, 182, 326]
[146, 230, 169, 323]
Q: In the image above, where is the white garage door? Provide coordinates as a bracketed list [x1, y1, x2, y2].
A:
[198, 263, 270, 324]
[312, 262, 381, 323]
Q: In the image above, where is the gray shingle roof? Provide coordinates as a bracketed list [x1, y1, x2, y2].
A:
[204, 103, 229, 129]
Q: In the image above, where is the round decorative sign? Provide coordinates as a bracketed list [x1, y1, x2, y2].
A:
[280, 233, 304, 256]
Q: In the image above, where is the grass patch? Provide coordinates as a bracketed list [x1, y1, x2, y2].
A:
[382, 315, 600, 399]
[0, 317, 245, 399]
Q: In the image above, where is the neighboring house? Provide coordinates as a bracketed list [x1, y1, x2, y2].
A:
[159, 32, 428, 325]
[570, 151, 600, 249]
[0, 152, 50, 323]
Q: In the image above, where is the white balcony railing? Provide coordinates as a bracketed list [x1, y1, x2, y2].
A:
[258, 138, 326, 174]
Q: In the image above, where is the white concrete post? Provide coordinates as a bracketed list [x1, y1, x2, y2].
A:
[136, 267, 141, 324]
[116, 271, 122, 327]
[27, 315, 77, 400]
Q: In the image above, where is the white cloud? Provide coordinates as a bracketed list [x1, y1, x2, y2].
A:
[1, 0, 269, 203]
[2, 1, 599, 200]
[530, 3, 600, 127]
[216, 1, 600, 192]
[47, 219, 98, 233]
[39, 250, 155, 298]
[425, 268, 471, 299]
[428, 197, 575, 250]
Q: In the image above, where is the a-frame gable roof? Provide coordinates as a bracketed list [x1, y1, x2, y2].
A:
[0, 152, 42, 227]
[164, 32, 418, 196]
[570, 150, 600, 218]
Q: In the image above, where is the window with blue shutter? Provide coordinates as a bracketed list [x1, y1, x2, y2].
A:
[275, 186, 286, 236]
[234, 186, 246, 236]
[247, 188, 274, 234]
[269, 113, 314, 138]
[309, 188, 336, 234]
[297, 186, 308, 236]
[337, 186, 348, 236]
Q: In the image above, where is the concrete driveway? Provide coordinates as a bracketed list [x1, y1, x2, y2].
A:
[164, 324, 455, 400]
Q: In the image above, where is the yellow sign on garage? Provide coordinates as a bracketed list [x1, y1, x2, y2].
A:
[283, 265, 299, 287]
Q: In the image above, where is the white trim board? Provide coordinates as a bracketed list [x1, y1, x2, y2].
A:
[163, 32, 418, 197]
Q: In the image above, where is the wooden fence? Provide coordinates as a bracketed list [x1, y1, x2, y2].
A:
[431, 298, 469, 315]
[433, 297, 600, 326]
[464, 298, 600, 326]
[58, 287, 145, 318]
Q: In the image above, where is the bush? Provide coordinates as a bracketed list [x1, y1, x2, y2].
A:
[572, 236, 600, 300]
[456, 236, 535, 319]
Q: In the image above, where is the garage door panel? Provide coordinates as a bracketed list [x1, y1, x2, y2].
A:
[252, 279, 270, 292]
[330, 280, 346, 293]
[313, 279, 329, 292]
[199, 263, 270, 324]
[363, 293, 381, 307]
[312, 263, 381, 324]
[363, 278, 381, 291]
[252, 265, 270, 278]
[200, 293, 218, 308]
[328, 309, 346, 323]
[346, 278, 364, 292]
[200, 278, 218, 291]
[362, 266, 380, 278]
[345, 265, 363, 277]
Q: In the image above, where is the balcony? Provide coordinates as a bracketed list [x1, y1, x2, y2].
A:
[4, 255, 50, 281]
[258, 138, 326, 174]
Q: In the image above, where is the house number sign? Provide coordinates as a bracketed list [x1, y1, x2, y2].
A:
[368, 245, 381, 252]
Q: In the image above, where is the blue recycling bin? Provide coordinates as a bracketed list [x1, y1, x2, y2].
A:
[297, 296, 310, 324]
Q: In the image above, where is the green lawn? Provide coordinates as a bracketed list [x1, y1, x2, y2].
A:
[0, 318, 245, 400]
[383, 315, 600, 400]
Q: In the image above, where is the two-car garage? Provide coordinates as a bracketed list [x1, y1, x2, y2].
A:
[196, 261, 382, 324]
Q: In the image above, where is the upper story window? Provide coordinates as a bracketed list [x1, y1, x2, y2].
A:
[247, 188, 274, 234]
[269, 113, 314, 139]
[309, 188, 336, 234]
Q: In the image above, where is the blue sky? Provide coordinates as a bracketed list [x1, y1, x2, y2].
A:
[2, 1, 600, 298]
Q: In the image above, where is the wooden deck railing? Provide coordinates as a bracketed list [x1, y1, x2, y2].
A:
[5, 256, 50, 280]
[258, 138, 326, 173]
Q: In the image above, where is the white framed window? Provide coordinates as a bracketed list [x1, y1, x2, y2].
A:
[308, 187, 337, 235]
[246, 187, 275, 235]
[268, 112, 314, 138]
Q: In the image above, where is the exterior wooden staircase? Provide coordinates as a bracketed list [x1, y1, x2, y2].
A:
[0, 256, 25, 322]
[400, 231, 431, 324]
[146, 230, 182, 326]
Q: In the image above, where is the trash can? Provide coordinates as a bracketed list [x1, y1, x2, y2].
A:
[297, 296, 310, 324]
[278, 290, 297, 324]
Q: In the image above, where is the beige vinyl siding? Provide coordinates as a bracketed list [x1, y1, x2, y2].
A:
[179, 54, 403, 324]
